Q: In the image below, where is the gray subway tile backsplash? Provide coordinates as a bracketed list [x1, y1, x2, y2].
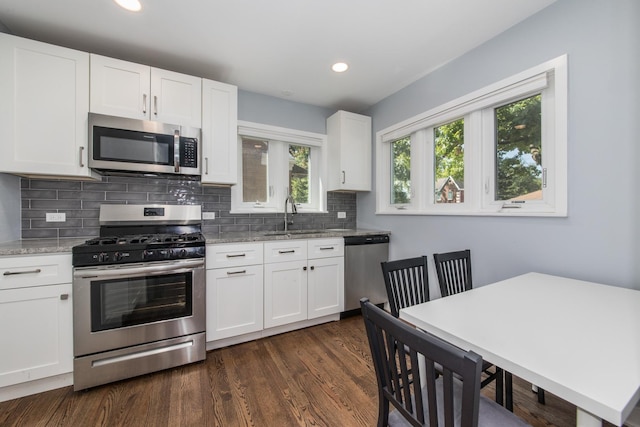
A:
[20, 176, 357, 239]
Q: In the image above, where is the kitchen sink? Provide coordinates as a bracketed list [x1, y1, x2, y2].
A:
[262, 229, 339, 236]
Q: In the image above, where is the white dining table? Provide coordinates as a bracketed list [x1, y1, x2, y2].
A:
[399, 272, 640, 427]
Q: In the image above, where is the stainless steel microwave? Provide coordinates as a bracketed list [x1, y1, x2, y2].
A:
[89, 113, 201, 177]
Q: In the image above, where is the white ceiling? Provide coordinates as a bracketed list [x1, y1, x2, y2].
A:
[0, 0, 556, 112]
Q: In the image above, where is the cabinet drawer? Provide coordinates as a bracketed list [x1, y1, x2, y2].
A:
[264, 241, 307, 264]
[207, 243, 263, 269]
[0, 254, 72, 290]
[308, 238, 344, 259]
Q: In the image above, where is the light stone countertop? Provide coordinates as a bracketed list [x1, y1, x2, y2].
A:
[0, 229, 390, 256]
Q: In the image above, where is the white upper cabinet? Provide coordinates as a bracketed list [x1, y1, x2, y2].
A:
[201, 79, 238, 185]
[326, 110, 372, 191]
[0, 33, 94, 179]
[90, 54, 202, 128]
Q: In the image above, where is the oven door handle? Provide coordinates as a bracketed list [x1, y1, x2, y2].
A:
[75, 260, 204, 278]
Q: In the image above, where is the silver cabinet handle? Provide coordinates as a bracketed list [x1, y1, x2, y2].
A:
[342, 171, 346, 184]
[79, 146, 85, 167]
[142, 93, 147, 114]
[60, 294, 69, 300]
[3, 268, 42, 276]
[278, 250, 295, 254]
[319, 247, 335, 251]
[226, 253, 246, 258]
[226, 270, 246, 275]
[154, 95, 158, 116]
[205, 157, 209, 175]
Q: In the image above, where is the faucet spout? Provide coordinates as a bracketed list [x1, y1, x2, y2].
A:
[284, 194, 296, 232]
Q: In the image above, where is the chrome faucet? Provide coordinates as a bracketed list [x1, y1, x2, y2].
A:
[284, 193, 297, 232]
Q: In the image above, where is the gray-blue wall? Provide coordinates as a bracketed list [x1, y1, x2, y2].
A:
[361, 0, 640, 290]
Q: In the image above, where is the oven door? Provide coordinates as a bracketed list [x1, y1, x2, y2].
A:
[73, 258, 205, 357]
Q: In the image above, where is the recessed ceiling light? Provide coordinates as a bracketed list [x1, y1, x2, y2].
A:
[114, 0, 142, 12]
[332, 62, 349, 73]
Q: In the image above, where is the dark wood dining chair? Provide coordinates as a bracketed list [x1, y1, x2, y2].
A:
[433, 249, 545, 410]
[381, 256, 430, 318]
[381, 255, 504, 407]
[360, 298, 531, 427]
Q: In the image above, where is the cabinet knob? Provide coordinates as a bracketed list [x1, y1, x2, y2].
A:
[310, 266, 315, 271]
[303, 266, 307, 271]
[60, 294, 69, 300]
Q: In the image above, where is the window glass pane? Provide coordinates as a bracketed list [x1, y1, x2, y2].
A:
[242, 138, 269, 203]
[391, 137, 411, 204]
[434, 119, 464, 204]
[495, 94, 542, 201]
[289, 144, 310, 204]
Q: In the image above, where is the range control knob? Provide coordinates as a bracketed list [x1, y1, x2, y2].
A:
[98, 252, 109, 263]
[114, 252, 122, 262]
[178, 249, 187, 258]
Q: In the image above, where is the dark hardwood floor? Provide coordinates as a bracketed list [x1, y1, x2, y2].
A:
[0, 316, 607, 426]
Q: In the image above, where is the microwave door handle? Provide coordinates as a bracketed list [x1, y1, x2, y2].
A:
[174, 130, 180, 173]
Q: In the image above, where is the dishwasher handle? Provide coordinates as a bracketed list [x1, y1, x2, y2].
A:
[344, 234, 389, 245]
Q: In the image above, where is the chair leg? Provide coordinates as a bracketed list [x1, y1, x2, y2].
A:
[495, 367, 504, 406]
[505, 371, 513, 412]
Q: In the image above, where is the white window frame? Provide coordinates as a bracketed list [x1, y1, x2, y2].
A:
[232, 121, 327, 214]
[376, 55, 568, 217]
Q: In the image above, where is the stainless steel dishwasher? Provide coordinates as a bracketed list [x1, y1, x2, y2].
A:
[342, 234, 390, 317]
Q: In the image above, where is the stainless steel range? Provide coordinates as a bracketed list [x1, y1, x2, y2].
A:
[72, 204, 206, 391]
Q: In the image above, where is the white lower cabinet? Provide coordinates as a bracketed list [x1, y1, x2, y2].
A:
[0, 254, 73, 389]
[206, 243, 264, 341]
[307, 238, 344, 319]
[307, 256, 344, 320]
[206, 238, 344, 344]
[264, 260, 308, 328]
[206, 265, 263, 341]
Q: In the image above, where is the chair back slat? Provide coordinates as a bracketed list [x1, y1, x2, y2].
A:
[361, 298, 483, 427]
[434, 249, 473, 297]
[381, 256, 429, 318]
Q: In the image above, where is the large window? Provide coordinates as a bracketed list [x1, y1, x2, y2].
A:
[376, 55, 567, 217]
[232, 121, 326, 213]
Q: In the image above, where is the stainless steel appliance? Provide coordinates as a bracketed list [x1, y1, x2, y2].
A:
[72, 204, 206, 391]
[342, 234, 390, 317]
[89, 113, 201, 177]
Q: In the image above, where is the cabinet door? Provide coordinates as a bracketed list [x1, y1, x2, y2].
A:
[0, 283, 73, 387]
[201, 79, 238, 185]
[206, 265, 263, 341]
[90, 54, 151, 120]
[151, 67, 202, 128]
[307, 257, 344, 319]
[0, 33, 91, 178]
[327, 111, 372, 191]
[264, 260, 307, 328]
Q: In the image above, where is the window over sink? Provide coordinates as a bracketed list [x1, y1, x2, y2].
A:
[232, 121, 327, 213]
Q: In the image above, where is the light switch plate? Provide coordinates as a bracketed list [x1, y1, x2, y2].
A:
[202, 212, 216, 220]
[46, 212, 66, 222]
[337, 212, 346, 219]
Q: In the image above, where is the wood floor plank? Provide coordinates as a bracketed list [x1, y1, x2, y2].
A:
[0, 315, 614, 427]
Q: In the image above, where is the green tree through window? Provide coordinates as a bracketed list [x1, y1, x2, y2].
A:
[391, 137, 411, 204]
[495, 94, 542, 200]
[289, 144, 310, 204]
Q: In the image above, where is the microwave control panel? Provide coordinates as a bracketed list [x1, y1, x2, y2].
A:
[181, 138, 198, 168]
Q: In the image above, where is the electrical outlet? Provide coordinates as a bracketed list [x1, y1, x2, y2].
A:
[46, 212, 66, 222]
[337, 211, 346, 219]
[202, 212, 216, 220]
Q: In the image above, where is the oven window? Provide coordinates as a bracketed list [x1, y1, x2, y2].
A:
[91, 273, 193, 332]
